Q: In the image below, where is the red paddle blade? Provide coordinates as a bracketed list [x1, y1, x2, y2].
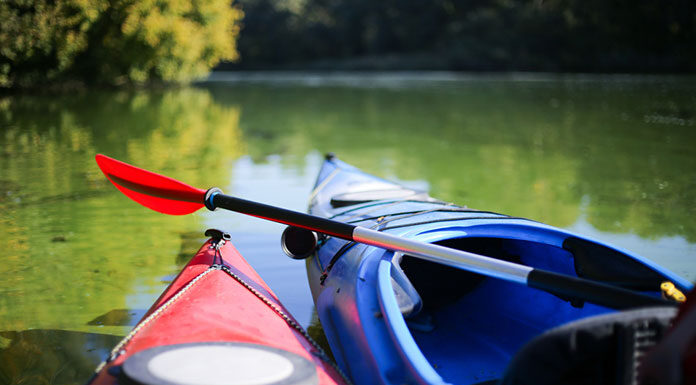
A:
[95, 154, 206, 215]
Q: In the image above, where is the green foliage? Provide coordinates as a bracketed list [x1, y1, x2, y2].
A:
[231, 0, 696, 72]
[0, 0, 242, 88]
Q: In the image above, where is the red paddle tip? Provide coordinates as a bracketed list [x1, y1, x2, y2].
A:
[95, 154, 206, 215]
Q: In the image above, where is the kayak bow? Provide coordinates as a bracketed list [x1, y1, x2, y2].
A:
[88, 230, 346, 385]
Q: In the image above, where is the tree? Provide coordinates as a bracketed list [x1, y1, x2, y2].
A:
[0, 0, 242, 88]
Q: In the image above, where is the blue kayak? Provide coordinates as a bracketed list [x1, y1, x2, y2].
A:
[304, 155, 692, 385]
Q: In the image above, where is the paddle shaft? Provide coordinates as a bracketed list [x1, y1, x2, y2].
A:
[208, 192, 672, 310]
[94, 153, 674, 311]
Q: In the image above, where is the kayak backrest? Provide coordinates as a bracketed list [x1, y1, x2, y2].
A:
[390, 252, 423, 318]
[563, 237, 667, 291]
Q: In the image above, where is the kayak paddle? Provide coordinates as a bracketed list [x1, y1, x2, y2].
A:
[95, 154, 676, 310]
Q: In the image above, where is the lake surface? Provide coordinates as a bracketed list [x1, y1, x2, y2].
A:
[1, 72, 695, 384]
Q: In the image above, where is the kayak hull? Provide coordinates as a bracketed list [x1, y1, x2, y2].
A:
[306, 156, 692, 385]
[90, 235, 344, 385]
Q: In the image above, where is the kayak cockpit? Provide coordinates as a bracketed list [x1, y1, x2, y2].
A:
[378, 229, 683, 385]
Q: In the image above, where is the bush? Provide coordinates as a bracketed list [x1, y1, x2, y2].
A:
[0, 0, 242, 88]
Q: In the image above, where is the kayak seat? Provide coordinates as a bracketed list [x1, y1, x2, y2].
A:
[500, 306, 677, 385]
[396, 235, 672, 312]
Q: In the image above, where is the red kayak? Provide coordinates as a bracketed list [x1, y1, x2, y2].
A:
[88, 229, 346, 385]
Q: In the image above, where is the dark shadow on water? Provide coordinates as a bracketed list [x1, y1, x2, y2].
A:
[86, 309, 147, 327]
[175, 231, 207, 266]
[307, 308, 334, 363]
[0, 329, 122, 385]
[0, 190, 112, 210]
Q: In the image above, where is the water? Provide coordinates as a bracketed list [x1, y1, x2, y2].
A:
[0, 73, 695, 384]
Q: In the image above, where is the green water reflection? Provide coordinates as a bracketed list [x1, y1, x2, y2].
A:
[204, 77, 696, 241]
[0, 75, 694, 384]
[0, 88, 245, 384]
